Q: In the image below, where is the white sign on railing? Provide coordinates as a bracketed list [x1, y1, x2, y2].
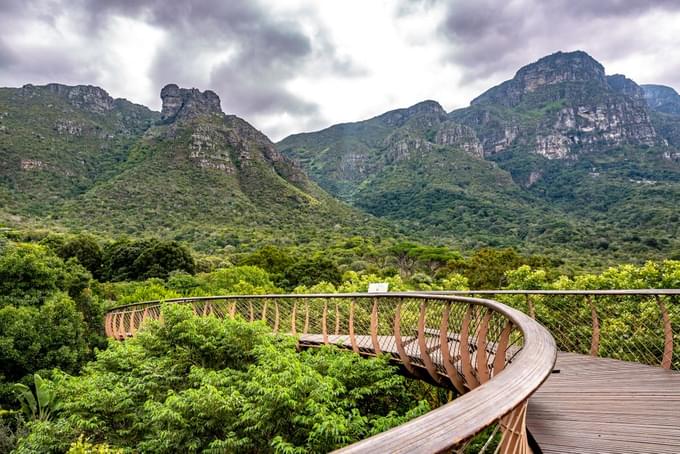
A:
[367, 282, 389, 293]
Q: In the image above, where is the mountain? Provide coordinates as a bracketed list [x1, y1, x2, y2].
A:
[642, 84, 680, 115]
[454, 51, 658, 161]
[641, 84, 680, 155]
[279, 51, 680, 260]
[0, 83, 158, 215]
[278, 99, 569, 251]
[0, 84, 388, 249]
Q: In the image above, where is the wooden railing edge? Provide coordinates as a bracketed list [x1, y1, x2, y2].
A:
[330, 294, 556, 453]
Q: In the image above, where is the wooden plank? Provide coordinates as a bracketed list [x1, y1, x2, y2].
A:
[527, 352, 680, 454]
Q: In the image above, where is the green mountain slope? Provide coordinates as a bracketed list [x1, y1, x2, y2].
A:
[1, 84, 390, 250]
[0, 84, 158, 215]
[278, 51, 680, 260]
[278, 100, 585, 251]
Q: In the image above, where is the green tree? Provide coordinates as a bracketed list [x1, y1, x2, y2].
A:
[465, 248, 525, 289]
[132, 240, 196, 280]
[58, 235, 103, 280]
[388, 242, 418, 277]
[0, 293, 89, 403]
[284, 256, 342, 288]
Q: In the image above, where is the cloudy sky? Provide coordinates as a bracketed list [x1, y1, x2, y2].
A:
[2, 0, 680, 140]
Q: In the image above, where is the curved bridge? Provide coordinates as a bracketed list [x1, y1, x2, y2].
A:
[105, 293, 556, 453]
[105, 290, 680, 453]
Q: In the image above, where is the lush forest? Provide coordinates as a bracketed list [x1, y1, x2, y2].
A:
[0, 228, 678, 452]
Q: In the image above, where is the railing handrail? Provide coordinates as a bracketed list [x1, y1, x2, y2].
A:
[105, 293, 557, 453]
[108, 289, 680, 312]
[428, 289, 680, 295]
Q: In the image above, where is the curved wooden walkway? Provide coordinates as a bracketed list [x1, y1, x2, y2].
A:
[105, 292, 680, 453]
[527, 352, 680, 454]
[302, 336, 680, 453]
[105, 293, 557, 453]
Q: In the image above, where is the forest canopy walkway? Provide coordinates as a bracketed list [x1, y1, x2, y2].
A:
[104, 290, 680, 453]
[105, 293, 556, 453]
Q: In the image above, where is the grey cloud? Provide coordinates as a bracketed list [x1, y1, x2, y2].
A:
[81, 0, 356, 122]
[210, 61, 319, 117]
[0, 0, 362, 136]
[402, 0, 680, 86]
[0, 39, 16, 69]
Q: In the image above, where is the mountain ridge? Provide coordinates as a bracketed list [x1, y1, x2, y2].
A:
[278, 50, 680, 260]
[0, 83, 391, 250]
[2, 50, 679, 260]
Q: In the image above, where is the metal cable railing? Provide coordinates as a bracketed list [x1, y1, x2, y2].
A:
[431, 290, 679, 370]
[105, 293, 556, 453]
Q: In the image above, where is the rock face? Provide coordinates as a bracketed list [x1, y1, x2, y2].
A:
[154, 84, 306, 182]
[160, 84, 222, 123]
[21, 83, 116, 113]
[472, 51, 607, 107]
[607, 74, 645, 100]
[0, 83, 158, 214]
[642, 84, 680, 115]
[377, 100, 448, 127]
[278, 98, 493, 209]
[454, 50, 658, 159]
[434, 121, 484, 157]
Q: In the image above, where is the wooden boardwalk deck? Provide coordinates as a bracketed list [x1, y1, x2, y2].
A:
[527, 352, 680, 454]
[301, 335, 680, 453]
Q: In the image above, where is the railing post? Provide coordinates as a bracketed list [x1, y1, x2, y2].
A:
[335, 303, 340, 336]
[459, 305, 479, 389]
[104, 313, 112, 338]
[525, 294, 535, 319]
[499, 401, 530, 454]
[394, 298, 417, 376]
[439, 301, 466, 393]
[476, 310, 492, 384]
[303, 302, 309, 335]
[322, 300, 329, 344]
[493, 320, 513, 376]
[588, 295, 600, 357]
[349, 299, 359, 353]
[656, 295, 673, 369]
[117, 312, 125, 339]
[370, 297, 382, 355]
[416, 299, 441, 384]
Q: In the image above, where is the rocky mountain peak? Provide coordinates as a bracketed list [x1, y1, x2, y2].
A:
[607, 74, 645, 100]
[21, 83, 115, 113]
[454, 50, 661, 159]
[642, 84, 680, 115]
[160, 84, 223, 123]
[377, 100, 447, 127]
[405, 100, 446, 117]
[472, 50, 606, 107]
[515, 50, 606, 88]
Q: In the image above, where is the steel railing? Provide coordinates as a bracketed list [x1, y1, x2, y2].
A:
[430, 290, 679, 370]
